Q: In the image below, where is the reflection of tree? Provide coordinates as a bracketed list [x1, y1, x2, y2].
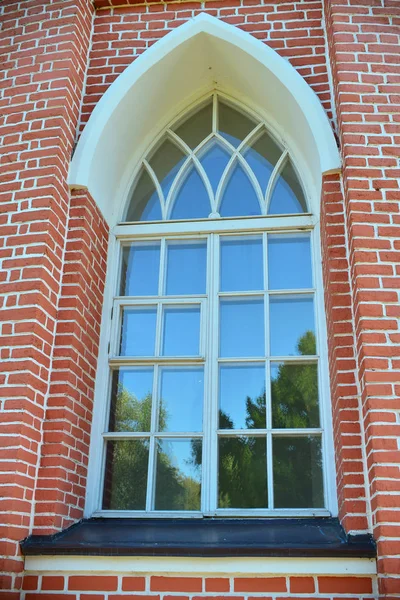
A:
[104, 331, 322, 511]
[103, 383, 201, 511]
[156, 439, 201, 511]
[272, 330, 319, 429]
[214, 331, 322, 509]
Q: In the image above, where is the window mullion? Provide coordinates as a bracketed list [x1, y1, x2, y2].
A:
[146, 363, 159, 512]
[264, 231, 274, 510]
[204, 232, 219, 514]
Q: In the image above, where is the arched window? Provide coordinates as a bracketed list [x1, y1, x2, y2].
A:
[97, 93, 332, 517]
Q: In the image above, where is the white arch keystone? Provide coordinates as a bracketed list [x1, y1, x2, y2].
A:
[69, 13, 340, 226]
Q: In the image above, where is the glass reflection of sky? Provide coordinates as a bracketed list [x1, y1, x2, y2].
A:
[220, 237, 263, 292]
[118, 368, 153, 404]
[122, 244, 160, 296]
[268, 234, 312, 290]
[141, 188, 162, 221]
[219, 365, 265, 429]
[120, 308, 157, 356]
[162, 307, 200, 356]
[166, 242, 207, 295]
[149, 139, 186, 201]
[199, 142, 231, 193]
[159, 367, 204, 432]
[219, 163, 261, 217]
[269, 161, 307, 215]
[126, 168, 162, 222]
[220, 298, 264, 357]
[157, 439, 201, 481]
[111, 368, 153, 432]
[243, 133, 282, 193]
[155, 438, 202, 510]
[171, 167, 211, 220]
[270, 296, 315, 356]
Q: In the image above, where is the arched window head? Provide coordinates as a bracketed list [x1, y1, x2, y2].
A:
[125, 95, 308, 223]
[91, 92, 335, 519]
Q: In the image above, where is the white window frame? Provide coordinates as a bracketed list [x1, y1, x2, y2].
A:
[84, 96, 338, 520]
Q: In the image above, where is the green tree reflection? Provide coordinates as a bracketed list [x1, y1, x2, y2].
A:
[216, 330, 322, 508]
[104, 331, 322, 511]
[104, 385, 201, 511]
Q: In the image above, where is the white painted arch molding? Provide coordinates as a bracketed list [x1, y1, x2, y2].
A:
[69, 13, 341, 226]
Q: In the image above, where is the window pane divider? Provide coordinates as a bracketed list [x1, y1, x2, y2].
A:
[217, 356, 319, 363]
[217, 428, 323, 436]
[103, 432, 204, 440]
[268, 288, 316, 295]
[264, 231, 274, 509]
[109, 357, 205, 366]
[113, 215, 316, 238]
[218, 290, 264, 297]
[114, 297, 205, 307]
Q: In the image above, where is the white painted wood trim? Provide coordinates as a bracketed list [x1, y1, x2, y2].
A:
[68, 13, 341, 226]
[24, 555, 376, 576]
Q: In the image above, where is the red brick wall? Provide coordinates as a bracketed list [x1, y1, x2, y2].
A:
[324, 0, 400, 596]
[2, 0, 400, 598]
[320, 173, 370, 535]
[0, 0, 95, 595]
[21, 573, 377, 599]
[32, 189, 108, 535]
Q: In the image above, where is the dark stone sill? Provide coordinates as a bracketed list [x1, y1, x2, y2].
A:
[21, 517, 376, 558]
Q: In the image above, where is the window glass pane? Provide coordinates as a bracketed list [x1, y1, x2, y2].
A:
[271, 363, 319, 429]
[269, 296, 316, 357]
[218, 99, 257, 147]
[173, 100, 213, 149]
[170, 165, 211, 220]
[219, 162, 261, 217]
[120, 307, 157, 357]
[218, 436, 267, 508]
[219, 365, 266, 430]
[268, 234, 312, 290]
[120, 243, 160, 296]
[125, 167, 162, 222]
[166, 242, 207, 295]
[269, 159, 307, 214]
[273, 435, 323, 508]
[220, 298, 264, 358]
[220, 237, 263, 292]
[109, 368, 153, 432]
[102, 439, 149, 510]
[159, 367, 204, 432]
[243, 132, 282, 193]
[199, 141, 231, 193]
[154, 439, 202, 510]
[162, 306, 200, 356]
[149, 138, 186, 200]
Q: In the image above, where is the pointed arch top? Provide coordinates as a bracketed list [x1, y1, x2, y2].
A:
[69, 13, 340, 226]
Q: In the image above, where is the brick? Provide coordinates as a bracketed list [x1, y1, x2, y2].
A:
[68, 576, 118, 592]
[205, 578, 230, 592]
[22, 576, 38, 591]
[151, 578, 202, 592]
[318, 577, 373, 594]
[122, 577, 146, 591]
[290, 577, 315, 593]
[42, 576, 64, 591]
[234, 578, 287, 592]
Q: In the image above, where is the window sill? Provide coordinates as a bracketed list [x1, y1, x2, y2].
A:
[21, 517, 375, 559]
